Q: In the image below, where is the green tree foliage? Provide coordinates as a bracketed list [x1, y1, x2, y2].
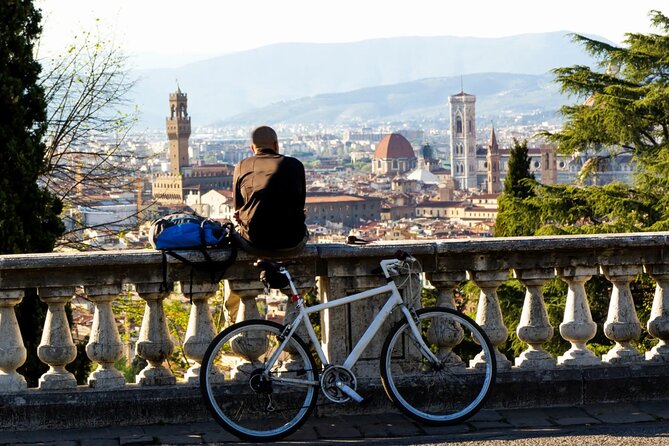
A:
[496, 11, 669, 236]
[489, 12, 666, 361]
[1, 0, 68, 387]
[536, 10, 669, 231]
[0, 1, 64, 254]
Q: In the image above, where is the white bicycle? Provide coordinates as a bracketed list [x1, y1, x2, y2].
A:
[200, 250, 496, 442]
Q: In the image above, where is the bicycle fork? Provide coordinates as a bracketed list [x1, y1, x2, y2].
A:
[400, 305, 442, 366]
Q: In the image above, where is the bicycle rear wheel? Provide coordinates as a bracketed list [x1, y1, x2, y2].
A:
[200, 320, 319, 442]
[380, 307, 496, 425]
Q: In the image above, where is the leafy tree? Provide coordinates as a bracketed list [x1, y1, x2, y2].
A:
[492, 12, 668, 361]
[37, 25, 146, 249]
[495, 11, 669, 236]
[538, 10, 669, 231]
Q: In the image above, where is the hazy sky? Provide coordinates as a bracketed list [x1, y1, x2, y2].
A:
[37, 0, 666, 65]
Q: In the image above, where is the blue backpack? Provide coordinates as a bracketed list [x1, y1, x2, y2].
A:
[149, 212, 237, 296]
[151, 213, 229, 250]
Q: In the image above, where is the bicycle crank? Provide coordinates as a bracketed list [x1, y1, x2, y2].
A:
[320, 365, 362, 403]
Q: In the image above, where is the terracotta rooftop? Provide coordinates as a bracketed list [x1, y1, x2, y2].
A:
[306, 195, 366, 203]
[374, 133, 416, 160]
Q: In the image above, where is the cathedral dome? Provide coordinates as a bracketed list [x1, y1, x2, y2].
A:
[374, 133, 416, 159]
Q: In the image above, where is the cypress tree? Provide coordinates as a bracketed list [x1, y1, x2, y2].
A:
[1, 1, 66, 387]
[494, 139, 539, 237]
[502, 138, 535, 199]
[0, 1, 64, 253]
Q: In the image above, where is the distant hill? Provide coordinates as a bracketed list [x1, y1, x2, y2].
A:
[219, 72, 567, 126]
[131, 32, 602, 128]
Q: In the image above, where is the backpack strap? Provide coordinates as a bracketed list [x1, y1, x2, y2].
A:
[159, 251, 174, 293]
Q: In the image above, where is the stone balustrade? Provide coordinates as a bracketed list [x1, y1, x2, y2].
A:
[1, 233, 669, 430]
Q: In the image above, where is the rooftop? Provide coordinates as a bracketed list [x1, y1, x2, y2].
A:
[374, 133, 416, 160]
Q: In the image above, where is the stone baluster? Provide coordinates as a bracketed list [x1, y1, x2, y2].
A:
[600, 265, 643, 364]
[229, 281, 266, 323]
[226, 281, 268, 378]
[425, 272, 465, 310]
[84, 286, 125, 388]
[556, 266, 600, 366]
[182, 282, 218, 384]
[0, 290, 28, 392]
[644, 264, 669, 362]
[224, 279, 266, 324]
[467, 270, 512, 370]
[425, 272, 467, 367]
[512, 268, 556, 369]
[134, 284, 175, 386]
[37, 287, 78, 390]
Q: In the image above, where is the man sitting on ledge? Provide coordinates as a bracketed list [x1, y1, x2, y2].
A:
[231, 125, 308, 256]
[225, 125, 309, 323]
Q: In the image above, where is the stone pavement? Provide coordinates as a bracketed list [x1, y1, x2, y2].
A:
[2, 400, 669, 446]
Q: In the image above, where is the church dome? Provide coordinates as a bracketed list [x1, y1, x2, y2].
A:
[374, 133, 416, 159]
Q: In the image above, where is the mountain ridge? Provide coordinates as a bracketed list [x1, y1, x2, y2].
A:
[131, 32, 602, 127]
[218, 72, 567, 126]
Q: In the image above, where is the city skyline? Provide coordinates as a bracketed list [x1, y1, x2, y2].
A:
[37, 1, 666, 68]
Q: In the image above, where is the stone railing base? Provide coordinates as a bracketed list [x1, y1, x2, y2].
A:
[1, 364, 667, 432]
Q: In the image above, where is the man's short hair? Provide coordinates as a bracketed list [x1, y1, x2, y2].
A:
[252, 126, 277, 149]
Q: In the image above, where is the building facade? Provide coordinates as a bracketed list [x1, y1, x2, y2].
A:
[306, 193, 383, 228]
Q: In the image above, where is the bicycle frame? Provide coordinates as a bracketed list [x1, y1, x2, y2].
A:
[263, 261, 441, 382]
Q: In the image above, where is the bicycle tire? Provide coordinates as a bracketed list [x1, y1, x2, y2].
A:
[380, 307, 496, 425]
[200, 319, 319, 442]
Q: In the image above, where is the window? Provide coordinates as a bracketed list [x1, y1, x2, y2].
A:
[456, 117, 463, 134]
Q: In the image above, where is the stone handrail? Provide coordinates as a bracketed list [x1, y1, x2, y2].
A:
[1, 232, 669, 429]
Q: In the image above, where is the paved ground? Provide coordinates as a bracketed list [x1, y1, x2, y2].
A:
[2, 400, 669, 445]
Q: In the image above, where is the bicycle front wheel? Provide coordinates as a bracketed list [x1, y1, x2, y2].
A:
[200, 320, 319, 442]
[380, 307, 496, 425]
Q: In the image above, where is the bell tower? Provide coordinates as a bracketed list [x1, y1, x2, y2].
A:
[166, 84, 191, 175]
[448, 90, 477, 190]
